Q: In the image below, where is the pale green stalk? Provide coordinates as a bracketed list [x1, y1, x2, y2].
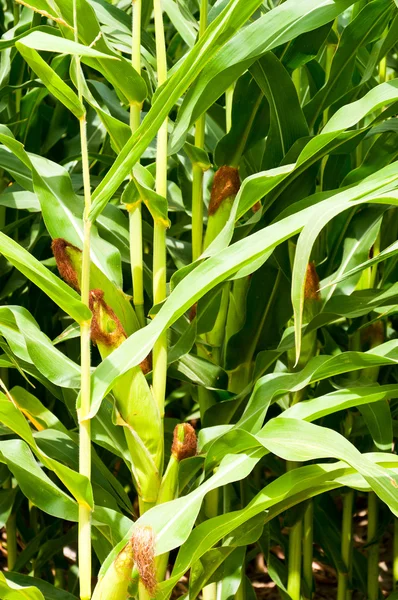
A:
[0, 378, 17, 571]
[129, 0, 145, 328]
[152, 0, 168, 420]
[287, 461, 302, 600]
[73, 3, 92, 598]
[394, 519, 398, 590]
[320, 20, 337, 189]
[303, 501, 313, 599]
[203, 488, 219, 600]
[191, 0, 208, 261]
[367, 492, 379, 600]
[337, 489, 354, 600]
[225, 85, 234, 133]
[292, 68, 302, 103]
[379, 56, 387, 84]
[5, 477, 16, 571]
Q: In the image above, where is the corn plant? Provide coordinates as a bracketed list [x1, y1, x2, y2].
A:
[1, 1, 398, 599]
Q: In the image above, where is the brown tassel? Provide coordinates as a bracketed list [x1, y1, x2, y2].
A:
[131, 526, 157, 596]
[208, 166, 240, 215]
[51, 238, 81, 291]
[171, 423, 197, 461]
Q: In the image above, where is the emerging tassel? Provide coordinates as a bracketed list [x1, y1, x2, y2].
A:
[171, 423, 197, 461]
[51, 238, 81, 291]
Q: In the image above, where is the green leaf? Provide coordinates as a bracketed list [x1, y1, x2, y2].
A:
[53, 0, 147, 105]
[214, 73, 267, 168]
[0, 306, 81, 388]
[0, 439, 78, 521]
[249, 52, 309, 169]
[0, 572, 44, 600]
[241, 343, 398, 432]
[157, 455, 398, 599]
[10, 386, 68, 432]
[88, 174, 398, 418]
[304, 0, 394, 128]
[15, 44, 85, 118]
[258, 418, 398, 514]
[292, 162, 398, 362]
[17, 31, 120, 59]
[0, 231, 90, 323]
[170, 0, 354, 153]
[89, 0, 266, 220]
[0, 396, 93, 508]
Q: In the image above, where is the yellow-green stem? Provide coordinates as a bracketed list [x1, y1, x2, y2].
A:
[225, 85, 234, 133]
[202, 487, 219, 600]
[5, 477, 16, 571]
[129, 205, 145, 327]
[287, 461, 302, 600]
[320, 21, 337, 189]
[303, 501, 313, 599]
[379, 56, 387, 84]
[78, 137, 93, 600]
[288, 519, 303, 600]
[394, 518, 398, 590]
[13, 2, 20, 24]
[191, 0, 208, 261]
[129, 0, 145, 328]
[292, 68, 302, 103]
[337, 489, 354, 600]
[152, 0, 168, 420]
[74, 4, 93, 596]
[367, 492, 379, 600]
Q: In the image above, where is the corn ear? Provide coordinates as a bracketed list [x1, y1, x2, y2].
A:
[89, 289, 162, 505]
[92, 539, 137, 600]
[52, 238, 140, 334]
[203, 166, 240, 250]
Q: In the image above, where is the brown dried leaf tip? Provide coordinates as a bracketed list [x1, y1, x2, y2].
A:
[208, 166, 240, 215]
[171, 423, 197, 461]
[89, 289, 127, 348]
[51, 238, 81, 291]
[131, 526, 157, 596]
[304, 262, 320, 302]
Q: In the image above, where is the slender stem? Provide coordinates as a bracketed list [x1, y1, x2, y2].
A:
[202, 487, 219, 600]
[13, 2, 20, 25]
[367, 492, 379, 600]
[5, 477, 17, 571]
[337, 489, 354, 600]
[394, 518, 398, 590]
[225, 85, 234, 133]
[6, 513, 17, 570]
[152, 0, 168, 419]
[129, 207, 145, 327]
[202, 584, 217, 600]
[287, 461, 302, 600]
[129, 0, 146, 328]
[74, 4, 92, 598]
[292, 68, 302, 103]
[303, 501, 313, 599]
[379, 56, 387, 84]
[191, 0, 208, 262]
[288, 523, 303, 600]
